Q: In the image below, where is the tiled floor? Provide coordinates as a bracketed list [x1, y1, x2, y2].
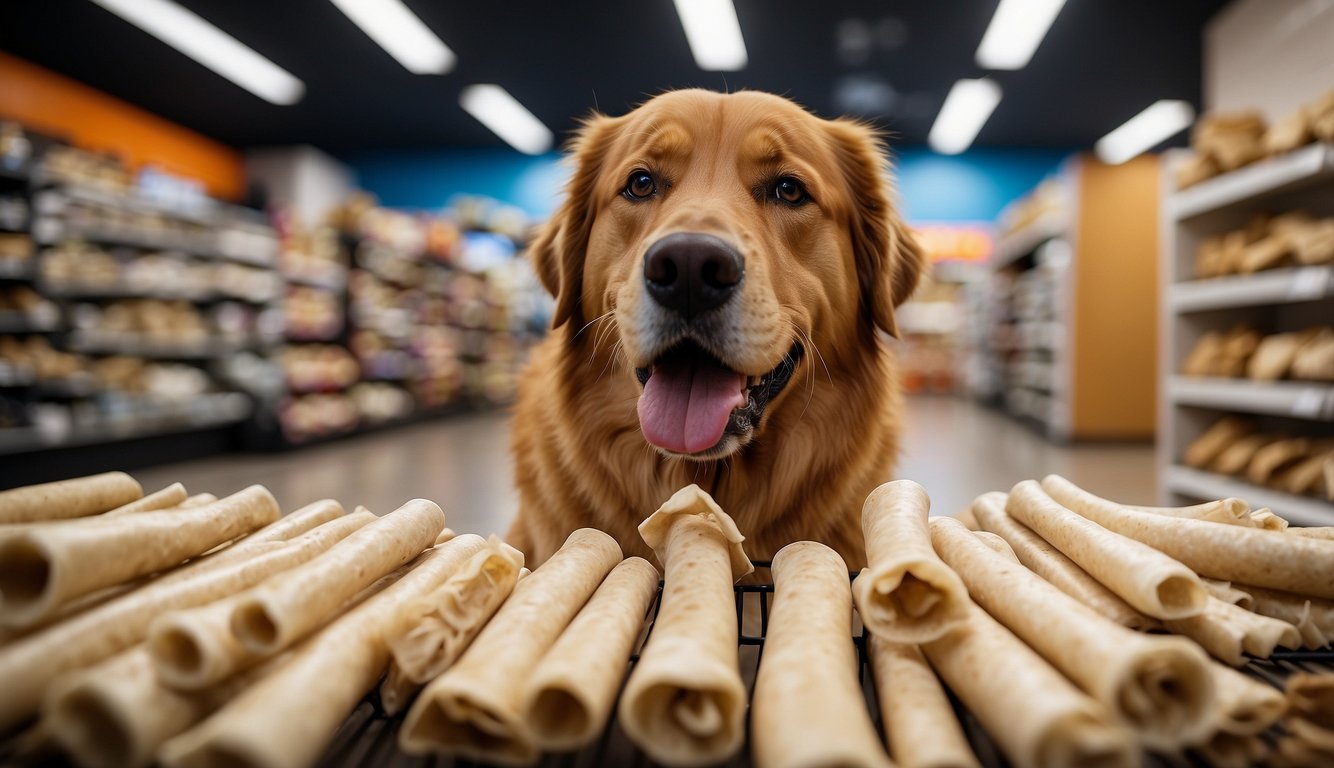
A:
[133, 395, 1158, 535]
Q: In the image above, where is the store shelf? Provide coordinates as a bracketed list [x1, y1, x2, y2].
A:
[284, 269, 348, 291]
[0, 311, 60, 333]
[1164, 465, 1334, 526]
[67, 335, 218, 360]
[1169, 265, 1334, 312]
[1168, 376, 1334, 420]
[1169, 142, 1334, 221]
[0, 398, 251, 456]
[991, 211, 1066, 270]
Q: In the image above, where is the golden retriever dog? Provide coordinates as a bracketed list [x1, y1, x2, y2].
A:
[508, 89, 922, 569]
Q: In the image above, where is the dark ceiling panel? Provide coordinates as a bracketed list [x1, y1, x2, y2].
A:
[1, 0, 1227, 154]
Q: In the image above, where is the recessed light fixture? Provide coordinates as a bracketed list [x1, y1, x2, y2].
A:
[89, 0, 304, 105]
[460, 85, 554, 156]
[1095, 100, 1196, 165]
[327, 0, 455, 75]
[672, 0, 749, 71]
[928, 79, 1002, 155]
[975, 0, 1068, 70]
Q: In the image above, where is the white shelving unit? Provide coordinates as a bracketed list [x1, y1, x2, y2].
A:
[1158, 144, 1334, 524]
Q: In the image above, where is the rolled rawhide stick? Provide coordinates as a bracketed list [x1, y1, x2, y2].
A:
[178, 494, 217, 508]
[1250, 508, 1288, 531]
[1195, 732, 1270, 768]
[920, 604, 1136, 768]
[1041, 474, 1334, 598]
[1006, 480, 1206, 620]
[230, 499, 444, 655]
[400, 528, 622, 765]
[433, 527, 456, 546]
[159, 536, 487, 768]
[615, 486, 752, 768]
[1287, 717, 1334, 751]
[0, 472, 142, 524]
[148, 512, 377, 691]
[973, 530, 1020, 563]
[1289, 526, 1334, 540]
[103, 484, 189, 517]
[853, 480, 969, 643]
[380, 536, 525, 713]
[1286, 673, 1334, 730]
[869, 635, 979, 768]
[0, 485, 279, 628]
[930, 517, 1215, 749]
[523, 556, 659, 751]
[194, 498, 345, 567]
[0, 514, 359, 734]
[1235, 584, 1334, 649]
[1202, 579, 1254, 608]
[954, 507, 981, 531]
[970, 493, 1154, 630]
[1163, 596, 1301, 665]
[1203, 661, 1287, 736]
[752, 542, 891, 768]
[44, 646, 265, 768]
[1124, 497, 1254, 526]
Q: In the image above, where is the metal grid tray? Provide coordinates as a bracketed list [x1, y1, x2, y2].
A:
[319, 563, 1334, 768]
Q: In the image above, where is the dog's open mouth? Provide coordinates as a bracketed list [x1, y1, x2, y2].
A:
[633, 340, 804, 457]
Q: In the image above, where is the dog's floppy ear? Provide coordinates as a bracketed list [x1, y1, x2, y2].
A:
[529, 114, 621, 328]
[826, 119, 924, 338]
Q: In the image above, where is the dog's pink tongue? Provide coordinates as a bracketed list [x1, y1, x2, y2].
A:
[638, 357, 746, 454]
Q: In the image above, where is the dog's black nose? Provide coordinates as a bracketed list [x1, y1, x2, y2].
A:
[643, 233, 744, 318]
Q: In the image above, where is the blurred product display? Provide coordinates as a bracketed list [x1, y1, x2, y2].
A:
[0, 122, 548, 457]
[1174, 88, 1334, 190]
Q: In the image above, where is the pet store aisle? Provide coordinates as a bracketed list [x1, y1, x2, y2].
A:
[131, 396, 1157, 532]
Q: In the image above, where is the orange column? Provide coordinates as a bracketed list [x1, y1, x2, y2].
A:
[0, 52, 245, 200]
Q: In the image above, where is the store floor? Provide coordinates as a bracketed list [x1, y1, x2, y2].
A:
[134, 396, 1157, 535]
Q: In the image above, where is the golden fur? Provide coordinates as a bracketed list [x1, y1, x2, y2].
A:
[508, 89, 923, 568]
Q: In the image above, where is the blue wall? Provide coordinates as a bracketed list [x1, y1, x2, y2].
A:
[346, 145, 1072, 225]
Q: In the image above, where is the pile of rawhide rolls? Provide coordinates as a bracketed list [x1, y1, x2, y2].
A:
[1, 472, 1333, 768]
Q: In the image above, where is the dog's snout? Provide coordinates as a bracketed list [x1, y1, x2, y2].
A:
[643, 233, 744, 319]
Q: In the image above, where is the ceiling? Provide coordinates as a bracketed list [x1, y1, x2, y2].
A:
[2, 1, 1230, 156]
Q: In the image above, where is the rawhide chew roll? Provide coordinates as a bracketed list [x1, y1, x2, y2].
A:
[1201, 579, 1253, 607]
[178, 494, 217, 508]
[870, 635, 979, 768]
[970, 493, 1153, 629]
[753, 541, 891, 768]
[1041, 474, 1334, 598]
[1005, 480, 1206, 620]
[617, 485, 752, 767]
[921, 604, 1136, 768]
[159, 536, 486, 768]
[229, 499, 444, 655]
[973, 530, 1020, 563]
[1123, 497, 1254, 526]
[0, 472, 142, 524]
[103, 483, 189, 516]
[1204, 661, 1287, 737]
[1235, 583, 1334, 649]
[44, 646, 263, 768]
[381, 535, 525, 714]
[0, 514, 359, 734]
[523, 556, 659, 751]
[0, 485, 279, 629]
[930, 517, 1214, 750]
[1163, 596, 1301, 665]
[399, 528, 621, 765]
[853, 480, 969, 643]
[1289, 526, 1334, 540]
[148, 512, 377, 691]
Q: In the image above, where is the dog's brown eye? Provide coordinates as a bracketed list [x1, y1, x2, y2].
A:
[774, 177, 806, 204]
[625, 172, 657, 199]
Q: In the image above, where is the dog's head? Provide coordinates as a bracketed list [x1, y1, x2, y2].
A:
[531, 89, 922, 461]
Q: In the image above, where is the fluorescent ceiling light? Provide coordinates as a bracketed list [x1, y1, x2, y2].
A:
[928, 79, 1002, 155]
[89, 0, 304, 105]
[672, 0, 748, 70]
[1095, 100, 1196, 165]
[327, 0, 455, 74]
[976, 0, 1068, 70]
[460, 85, 554, 155]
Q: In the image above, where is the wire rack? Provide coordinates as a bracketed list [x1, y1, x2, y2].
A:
[317, 563, 1334, 768]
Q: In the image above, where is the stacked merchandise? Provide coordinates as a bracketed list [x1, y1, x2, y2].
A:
[1174, 88, 1334, 189]
[1160, 98, 1334, 524]
[0, 123, 273, 452]
[1, 472, 1331, 768]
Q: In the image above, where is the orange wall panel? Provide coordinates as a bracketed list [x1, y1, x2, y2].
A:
[0, 52, 244, 200]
